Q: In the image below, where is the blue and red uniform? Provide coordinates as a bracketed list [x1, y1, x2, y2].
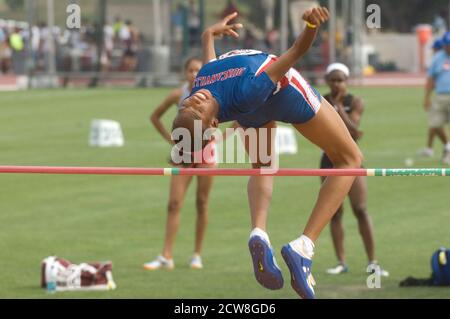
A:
[190, 50, 322, 128]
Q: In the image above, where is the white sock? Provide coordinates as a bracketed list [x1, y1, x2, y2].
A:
[289, 235, 315, 260]
[159, 255, 172, 262]
[445, 143, 450, 151]
[250, 228, 271, 246]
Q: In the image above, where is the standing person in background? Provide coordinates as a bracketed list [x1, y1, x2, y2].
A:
[264, 28, 279, 53]
[9, 27, 25, 74]
[321, 63, 389, 277]
[418, 39, 447, 158]
[102, 22, 114, 71]
[0, 26, 12, 73]
[221, 0, 240, 23]
[172, 4, 184, 56]
[113, 16, 123, 39]
[144, 57, 215, 270]
[120, 20, 139, 71]
[432, 12, 448, 37]
[424, 32, 450, 165]
[187, 0, 201, 47]
[219, 0, 241, 50]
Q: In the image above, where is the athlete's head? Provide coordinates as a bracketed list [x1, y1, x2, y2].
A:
[432, 39, 444, 53]
[184, 57, 202, 86]
[443, 31, 450, 55]
[325, 63, 350, 96]
[172, 89, 219, 165]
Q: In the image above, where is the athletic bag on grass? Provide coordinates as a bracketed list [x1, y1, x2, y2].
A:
[400, 247, 450, 287]
[431, 247, 450, 286]
[41, 256, 117, 292]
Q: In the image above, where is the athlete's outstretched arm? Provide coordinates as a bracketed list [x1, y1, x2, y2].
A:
[265, 7, 329, 84]
[201, 12, 243, 64]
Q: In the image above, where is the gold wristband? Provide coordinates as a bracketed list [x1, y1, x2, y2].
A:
[306, 21, 317, 29]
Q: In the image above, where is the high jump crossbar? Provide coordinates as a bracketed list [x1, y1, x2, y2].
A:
[0, 166, 449, 177]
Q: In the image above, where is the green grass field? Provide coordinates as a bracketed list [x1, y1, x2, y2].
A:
[0, 87, 449, 299]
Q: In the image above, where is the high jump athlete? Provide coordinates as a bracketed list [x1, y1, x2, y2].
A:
[172, 8, 362, 299]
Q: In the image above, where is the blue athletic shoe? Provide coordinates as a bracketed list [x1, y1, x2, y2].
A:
[248, 236, 284, 290]
[281, 244, 316, 299]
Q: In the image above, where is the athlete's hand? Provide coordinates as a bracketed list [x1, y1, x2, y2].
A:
[302, 7, 329, 27]
[205, 12, 243, 39]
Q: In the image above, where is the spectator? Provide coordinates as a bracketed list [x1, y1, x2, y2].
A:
[113, 16, 123, 38]
[221, 0, 240, 23]
[218, 0, 241, 50]
[0, 26, 5, 44]
[172, 4, 184, 55]
[264, 28, 279, 53]
[243, 29, 256, 49]
[422, 32, 450, 164]
[120, 20, 139, 71]
[102, 22, 114, 71]
[118, 19, 131, 43]
[9, 27, 25, 74]
[31, 24, 41, 66]
[9, 28, 24, 52]
[0, 27, 12, 73]
[433, 12, 447, 37]
[418, 39, 445, 158]
[187, 0, 201, 46]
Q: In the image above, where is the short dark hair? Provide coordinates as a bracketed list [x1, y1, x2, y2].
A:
[172, 109, 207, 166]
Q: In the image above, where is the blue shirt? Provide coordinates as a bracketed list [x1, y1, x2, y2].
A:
[190, 50, 321, 127]
[428, 51, 450, 94]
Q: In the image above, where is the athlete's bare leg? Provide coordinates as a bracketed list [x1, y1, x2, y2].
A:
[162, 175, 193, 259]
[348, 176, 376, 262]
[293, 100, 362, 241]
[193, 163, 215, 255]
